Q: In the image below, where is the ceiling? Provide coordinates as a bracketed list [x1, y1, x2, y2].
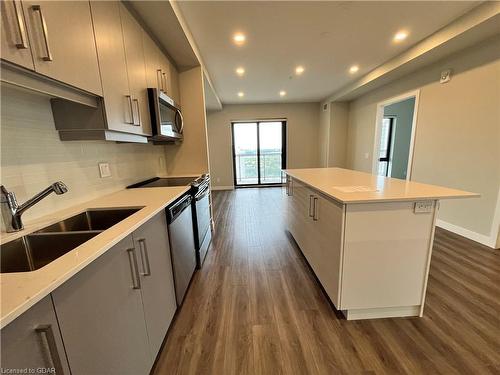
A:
[176, 1, 479, 105]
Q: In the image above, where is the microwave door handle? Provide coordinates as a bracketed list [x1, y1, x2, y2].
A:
[175, 109, 184, 134]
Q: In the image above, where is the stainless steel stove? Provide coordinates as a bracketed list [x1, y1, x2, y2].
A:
[126, 176, 199, 189]
[127, 174, 211, 305]
[127, 174, 212, 268]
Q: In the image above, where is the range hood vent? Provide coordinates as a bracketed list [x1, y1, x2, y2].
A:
[1, 62, 147, 144]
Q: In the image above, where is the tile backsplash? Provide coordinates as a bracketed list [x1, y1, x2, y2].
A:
[0, 85, 167, 230]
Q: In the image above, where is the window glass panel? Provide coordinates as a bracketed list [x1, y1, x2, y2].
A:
[259, 122, 283, 184]
[233, 123, 258, 185]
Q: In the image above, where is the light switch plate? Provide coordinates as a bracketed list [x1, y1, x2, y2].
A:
[98, 162, 111, 178]
[414, 201, 433, 213]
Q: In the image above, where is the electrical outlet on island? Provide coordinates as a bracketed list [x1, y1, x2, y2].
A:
[98, 162, 112, 178]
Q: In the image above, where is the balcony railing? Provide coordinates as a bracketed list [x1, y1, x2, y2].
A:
[235, 152, 283, 185]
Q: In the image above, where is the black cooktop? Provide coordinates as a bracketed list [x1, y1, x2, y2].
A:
[127, 177, 198, 189]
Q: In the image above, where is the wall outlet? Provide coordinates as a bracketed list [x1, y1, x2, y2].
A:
[98, 162, 111, 178]
[414, 201, 433, 214]
[364, 152, 369, 159]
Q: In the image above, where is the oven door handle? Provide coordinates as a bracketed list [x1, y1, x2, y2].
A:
[195, 188, 210, 201]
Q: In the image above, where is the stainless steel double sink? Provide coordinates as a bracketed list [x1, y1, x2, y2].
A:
[1, 208, 141, 273]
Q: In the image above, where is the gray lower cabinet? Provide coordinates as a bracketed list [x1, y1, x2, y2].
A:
[0, 295, 71, 374]
[1, 213, 177, 374]
[51, 235, 151, 375]
[133, 213, 177, 359]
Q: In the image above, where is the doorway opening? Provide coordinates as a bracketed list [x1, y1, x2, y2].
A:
[372, 91, 419, 180]
[231, 120, 287, 187]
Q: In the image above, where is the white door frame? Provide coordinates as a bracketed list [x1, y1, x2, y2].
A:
[371, 89, 420, 180]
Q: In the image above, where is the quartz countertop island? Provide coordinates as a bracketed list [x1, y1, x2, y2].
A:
[283, 167, 478, 203]
[283, 168, 477, 320]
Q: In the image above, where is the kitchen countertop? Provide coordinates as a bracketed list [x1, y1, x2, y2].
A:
[284, 168, 478, 204]
[0, 186, 189, 329]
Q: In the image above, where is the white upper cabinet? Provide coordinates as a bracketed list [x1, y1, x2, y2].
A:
[142, 31, 162, 93]
[20, 1, 102, 95]
[119, 3, 151, 136]
[0, 0, 34, 70]
[90, 1, 138, 134]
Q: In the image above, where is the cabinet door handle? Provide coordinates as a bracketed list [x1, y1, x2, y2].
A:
[35, 324, 65, 374]
[309, 195, 314, 217]
[290, 178, 293, 196]
[133, 98, 141, 126]
[125, 95, 134, 124]
[313, 197, 319, 221]
[138, 238, 151, 276]
[285, 177, 289, 196]
[12, 1, 28, 49]
[162, 72, 168, 93]
[126, 248, 141, 289]
[31, 5, 53, 61]
[156, 69, 163, 91]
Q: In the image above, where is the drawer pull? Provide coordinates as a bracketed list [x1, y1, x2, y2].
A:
[133, 98, 141, 126]
[127, 248, 141, 289]
[35, 324, 65, 374]
[32, 5, 53, 61]
[138, 238, 151, 276]
[156, 69, 163, 91]
[313, 197, 319, 221]
[13, 1, 28, 49]
[309, 195, 314, 217]
[162, 72, 168, 93]
[125, 95, 134, 124]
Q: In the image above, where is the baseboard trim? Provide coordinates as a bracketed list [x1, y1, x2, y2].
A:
[343, 305, 420, 320]
[211, 185, 234, 191]
[436, 219, 497, 249]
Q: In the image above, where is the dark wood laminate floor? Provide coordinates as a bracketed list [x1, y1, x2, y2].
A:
[154, 188, 500, 375]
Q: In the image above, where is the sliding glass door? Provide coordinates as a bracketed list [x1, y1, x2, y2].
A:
[232, 121, 286, 186]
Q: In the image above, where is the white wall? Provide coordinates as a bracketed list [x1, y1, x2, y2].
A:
[328, 102, 349, 168]
[206, 103, 320, 189]
[345, 36, 500, 247]
[165, 66, 210, 176]
[0, 86, 167, 229]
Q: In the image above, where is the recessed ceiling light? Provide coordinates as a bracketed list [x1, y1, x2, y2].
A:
[349, 65, 359, 74]
[236, 67, 245, 76]
[393, 30, 408, 42]
[279, 90, 287, 97]
[238, 92, 244, 97]
[295, 66, 305, 75]
[233, 33, 246, 45]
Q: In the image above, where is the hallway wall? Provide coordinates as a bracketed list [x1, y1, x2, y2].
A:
[344, 36, 500, 247]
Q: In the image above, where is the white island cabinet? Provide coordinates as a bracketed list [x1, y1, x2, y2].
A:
[284, 168, 477, 320]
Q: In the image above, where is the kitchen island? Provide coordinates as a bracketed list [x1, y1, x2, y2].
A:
[284, 167, 477, 320]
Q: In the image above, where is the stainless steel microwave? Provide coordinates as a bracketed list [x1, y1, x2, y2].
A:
[147, 88, 183, 142]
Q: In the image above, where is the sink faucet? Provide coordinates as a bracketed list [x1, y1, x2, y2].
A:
[0, 182, 68, 232]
